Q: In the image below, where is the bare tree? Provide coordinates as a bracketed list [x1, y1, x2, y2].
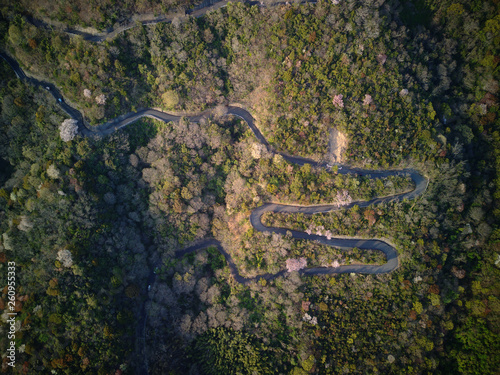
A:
[213, 105, 228, 119]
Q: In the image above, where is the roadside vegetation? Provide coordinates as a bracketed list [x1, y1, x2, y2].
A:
[0, 0, 203, 30]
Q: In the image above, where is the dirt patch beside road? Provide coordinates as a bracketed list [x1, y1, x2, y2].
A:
[329, 128, 348, 163]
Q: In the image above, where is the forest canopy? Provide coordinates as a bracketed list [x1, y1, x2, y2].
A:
[0, 0, 499, 374]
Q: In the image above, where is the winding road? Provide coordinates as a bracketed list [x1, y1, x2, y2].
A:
[25, 0, 317, 43]
[0, 50, 429, 277]
[1, 49, 428, 375]
[0, 47, 429, 281]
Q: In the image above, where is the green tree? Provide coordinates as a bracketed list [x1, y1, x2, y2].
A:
[8, 25, 23, 46]
[192, 327, 269, 375]
[162, 90, 180, 109]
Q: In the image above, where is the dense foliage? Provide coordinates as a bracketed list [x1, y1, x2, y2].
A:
[0, 61, 149, 372]
[192, 327, 269, 374]
[0, 0, 204, 29]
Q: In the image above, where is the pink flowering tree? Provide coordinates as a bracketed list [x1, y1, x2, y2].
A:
[95, 94, 107, 105]
[363, 94, 373, 106]
[376, 54, 387, 65]
[332, 94, 344, 108]
[302, 313, 318, 325]
[325, 230, 332, 240]
[286, 257, 307, 272]
[334, 190, 352, 207]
